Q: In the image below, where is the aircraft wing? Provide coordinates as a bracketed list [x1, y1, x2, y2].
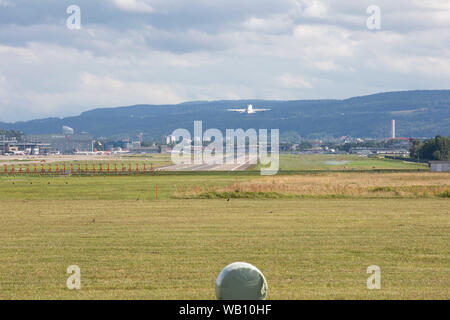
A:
[227, 109, 246, 112]
[253, 109, 271, 112]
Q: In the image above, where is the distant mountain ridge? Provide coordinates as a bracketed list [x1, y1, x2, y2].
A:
[1, 90, 449, 140]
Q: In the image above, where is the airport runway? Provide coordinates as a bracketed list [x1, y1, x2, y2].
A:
[157, 155, 257, 171]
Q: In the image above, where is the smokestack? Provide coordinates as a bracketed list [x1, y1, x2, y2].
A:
[391, 119, 396, 139]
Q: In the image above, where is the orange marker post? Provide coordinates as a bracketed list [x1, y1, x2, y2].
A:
[156, 184, 158, 199]
[11, 164, 15, 173]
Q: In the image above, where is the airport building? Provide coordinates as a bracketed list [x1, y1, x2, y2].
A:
[0, 136, 50, 155]
[429, 161, 450, 172]
[25, 126, 94, 154]
[349, 147, 410, 156]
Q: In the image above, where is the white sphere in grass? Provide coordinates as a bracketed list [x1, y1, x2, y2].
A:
[215, 262, 268, 300]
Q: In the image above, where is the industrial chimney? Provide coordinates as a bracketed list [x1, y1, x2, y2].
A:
[391, 120, 396, 139]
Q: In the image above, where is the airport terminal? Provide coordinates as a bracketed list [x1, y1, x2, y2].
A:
[0, 126, 94, 155]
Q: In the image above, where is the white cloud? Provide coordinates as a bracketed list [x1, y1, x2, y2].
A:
[0, 75, 10, 104]
[0, 0, 450, 121]
[0, 45, 39, 63]
[0, 0, 14, 8]
[278, 73, 313, 89]
[243, 16, 292, 33]
[313, 60, 340, 71]
[111, 0, 155, 13]
[412, 0, 450, 10]
[293, 25, 356, 58]
[81, 73, 125, 90]
[376, 55, 450, 77]
[79, 72, 183, 104]
[296, 0, 329, 18]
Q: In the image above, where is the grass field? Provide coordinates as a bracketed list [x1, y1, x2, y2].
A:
[0, 198, 448, 299]
[0, 155, 448, 300]
[190, 172, 450, 199]
[270, 154, 428, 171]
[0, 174, 252, 200]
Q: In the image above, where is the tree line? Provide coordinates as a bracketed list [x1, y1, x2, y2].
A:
[410, 136, 450, 161]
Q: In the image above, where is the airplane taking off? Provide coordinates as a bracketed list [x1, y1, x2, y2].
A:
[227, 104, 271, 114]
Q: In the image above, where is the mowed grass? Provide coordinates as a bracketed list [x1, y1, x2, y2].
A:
[0, 166, 448, 299]
[0, 198, 448, 299]
[0, 175, 251, 201]
[271, 154, 428, 171]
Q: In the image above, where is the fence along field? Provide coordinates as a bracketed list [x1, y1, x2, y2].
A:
[0, 154, 173, 175]
[0, 162, 158, 175]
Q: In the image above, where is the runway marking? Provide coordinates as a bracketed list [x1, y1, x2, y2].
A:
[157, 155, 258, 172]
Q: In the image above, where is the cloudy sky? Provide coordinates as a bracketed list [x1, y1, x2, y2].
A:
[0, 0, 449, 122]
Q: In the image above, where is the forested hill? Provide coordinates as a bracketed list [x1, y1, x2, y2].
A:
[1, 90, 449, 140]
